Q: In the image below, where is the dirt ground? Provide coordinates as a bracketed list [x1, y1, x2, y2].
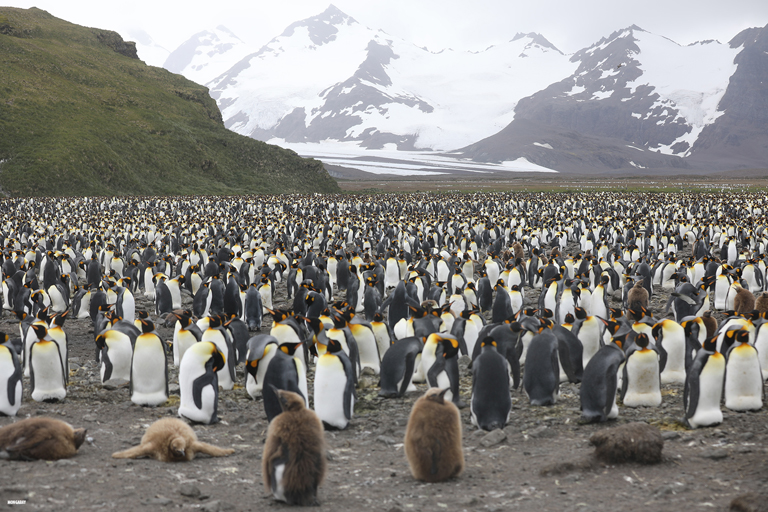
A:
[1, 257, 768, 512]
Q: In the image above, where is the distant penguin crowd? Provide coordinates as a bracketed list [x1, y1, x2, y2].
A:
[0, 192, 767, 498]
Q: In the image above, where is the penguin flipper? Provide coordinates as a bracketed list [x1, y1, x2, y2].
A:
[398, 352, 417, 397]
[657, 343, 668, 374]
[557, 339, 577, 384]
[603, 368, 618, 421]
[505, 346, 521, 390]
[191, 372, 216, 410]
[683, 366, 701, 421]
[342, 356, 355, 421]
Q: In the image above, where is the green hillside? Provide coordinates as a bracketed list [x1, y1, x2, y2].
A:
[0, 7, 339, 196]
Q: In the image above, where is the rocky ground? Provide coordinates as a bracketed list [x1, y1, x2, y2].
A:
[1, 266, 767, 512]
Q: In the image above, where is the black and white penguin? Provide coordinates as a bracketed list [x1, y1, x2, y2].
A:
[421, 333, 462, 406]
[95, 329, 134, 385]
[470, 337, 511, 431]
[0, 334, 23, 416]
[245, 335, 279, 399]
[621, 333, 662, 407]
[178, 341, 225, 424]
[171, 311, 202, 366]
[313, 337, 355, 430]
[683, 337, 725, 428]
[522, 327, 560, 406]
[579, 339, 625, 423]
[378, 336, 422, 398]
[28, 325, 67, 402]
[261, 341, 309, 423]
[130, 319, 169, 406]
[244, 282, 263, 331]
[200, 315, 237, 390]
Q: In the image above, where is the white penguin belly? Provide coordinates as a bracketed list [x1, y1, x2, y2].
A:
[622, 350, 661, 407]
[724, 347, 764, 411]
[579, 322, 601, 367]
[131, 342, 168, 406]
[659, 331, 687, 385]
[349, 325, 380, 374]
[202, 332, 233, 390]
[30, 344, 66, 401]
[411, 353, 425, 383]
[0, 356, 22, 415]
[102, 340, 133, 384]
[179, 383, 216, 423]
[174, 331, 198, 367]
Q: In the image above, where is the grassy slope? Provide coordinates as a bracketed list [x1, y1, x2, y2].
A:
[0, 7, 339, 196]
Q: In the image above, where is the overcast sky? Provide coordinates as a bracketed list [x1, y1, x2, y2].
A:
[5, 0, 768, 55]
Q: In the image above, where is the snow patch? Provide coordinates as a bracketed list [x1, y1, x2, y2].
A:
[533, 142, 553, 149]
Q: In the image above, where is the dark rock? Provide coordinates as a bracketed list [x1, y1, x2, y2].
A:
[589, 422, 663, 464]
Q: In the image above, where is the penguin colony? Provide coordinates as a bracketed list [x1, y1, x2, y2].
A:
[0, 192, 767, 498]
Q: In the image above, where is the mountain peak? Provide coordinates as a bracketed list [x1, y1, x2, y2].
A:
[280, 4, 357, 46]
[511, 32, 562, 54]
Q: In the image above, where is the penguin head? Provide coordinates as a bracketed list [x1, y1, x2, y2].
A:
[635, 333, 650, 349]
[326, 337, 343, 354]
[424, 387, 450, 405]
[273, 386, 307, 413]
[480, 336, 497, 349]
[563, 312, 575, 324]
[280, 341, 303, 356]
[139, 318, 155, 334]
[30, 323, 48, 341]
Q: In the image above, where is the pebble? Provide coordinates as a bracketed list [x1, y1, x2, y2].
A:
[377, 435, 397, 446]
[200, 500, 236, 512]
[179, 483, 201, 498]
[662, 431, 681, 441]
[480, 429, 507, 447]
[528, 426, 556, 439]
[699, 448, 729, 460]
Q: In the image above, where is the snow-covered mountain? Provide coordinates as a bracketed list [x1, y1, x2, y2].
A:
[159, 5, 768, 174]
[206, 5, 577, 151]
[458, 24, 768, 172]
[164, 26, 255, 86]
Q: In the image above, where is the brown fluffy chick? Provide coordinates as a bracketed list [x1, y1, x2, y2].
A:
[404, 388, 464, 482]
[733, 287, 756, 315]
[755, 292, 768, 314]
[0, 417, 86, 461]
[112, 418, 234, 462]
[701, 310, 718, 339]
[263, 388, 326, 506]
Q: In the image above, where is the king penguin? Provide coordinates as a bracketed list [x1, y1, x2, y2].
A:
[0, 333, 23, 416]
[470, 337, 512, 431]
[178, 341, 225, 424]
[378, 336, 422, 398]
[724, 330, 764, 411]
[261, 341, 308, 422]
[130, 319, 169, 406]
[28, 325, 67, 402]
[579, 339, 625, 423]
[313, 337, 355, 430]
[683, 337, 725, 428]
[621, 333, 662, 407]
[421, 333, 462, 407]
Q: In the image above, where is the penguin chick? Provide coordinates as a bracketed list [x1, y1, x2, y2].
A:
[111, 418, 234, 462]
[701, 310, 718, 339]
[627, 279, 649, 313]
[404, 387, 464, 482]
[263, 388, 326, 506]
[755, 292, 768, 314]
[733, 287, 756, 315]
[0, 417, 86, 461]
